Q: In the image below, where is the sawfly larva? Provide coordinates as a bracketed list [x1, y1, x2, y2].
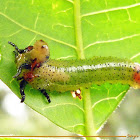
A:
[8, 40, 140, 103]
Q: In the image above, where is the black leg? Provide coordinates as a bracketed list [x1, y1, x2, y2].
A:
[13, 63, 31, 78]
[13, 50, 18, 57]
[17, 76, 24, 81]
[20, 79, 27, 103]
[40, 89, 51, 103]
[8, 41, 26, 54]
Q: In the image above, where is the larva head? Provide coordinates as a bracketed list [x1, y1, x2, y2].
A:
[8, 41, 33, 67]
[9, 40, 50, 68]
[31, 40, 50, 63]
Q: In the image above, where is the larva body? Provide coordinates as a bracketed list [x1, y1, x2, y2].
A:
[8, 40, 140, 103]
[31, 58, 140, 92]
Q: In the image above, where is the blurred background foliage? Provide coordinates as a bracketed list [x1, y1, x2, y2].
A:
[0, 80, 74, 136]
[0, 80, 139, 138]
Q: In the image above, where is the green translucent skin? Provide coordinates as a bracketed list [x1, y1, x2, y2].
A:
[13, 40, 140, 94]
[10, 40, 140, 103]
[30, 57, 139, 92]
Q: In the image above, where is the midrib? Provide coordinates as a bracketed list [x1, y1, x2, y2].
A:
[74, 0, 85, 59]
[73, 0, 96, 138]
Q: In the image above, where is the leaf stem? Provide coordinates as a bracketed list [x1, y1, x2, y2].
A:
[74, 0, 85, 59]
[83, 88, 97, 140]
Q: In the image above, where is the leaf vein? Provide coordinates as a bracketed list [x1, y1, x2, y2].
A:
[41, 103, 84, 112]
[130, 52, 140, 60]
[0, 29, 23, 37]
[56, 55, 75, 60]
[84, 33, 140, 50]
[0, 12, 76, 50]
[66, 0, 73, 4]
[92, 91, 126, 109]
[34, 13, 40, 29]
[81, 3, 140, 17]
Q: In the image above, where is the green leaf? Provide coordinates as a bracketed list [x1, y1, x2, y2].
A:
[0, 0, 140, 137]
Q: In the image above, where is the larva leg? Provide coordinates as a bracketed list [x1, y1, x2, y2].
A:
[40, 89, 51, 103]
[8, 41, 26, 54]
[20, 79, 27, 103]
[17, 76, 24, 81]
[71, 89, 82, 99]
[13, 63, 31, 78]
[13, 50, 18, 57]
